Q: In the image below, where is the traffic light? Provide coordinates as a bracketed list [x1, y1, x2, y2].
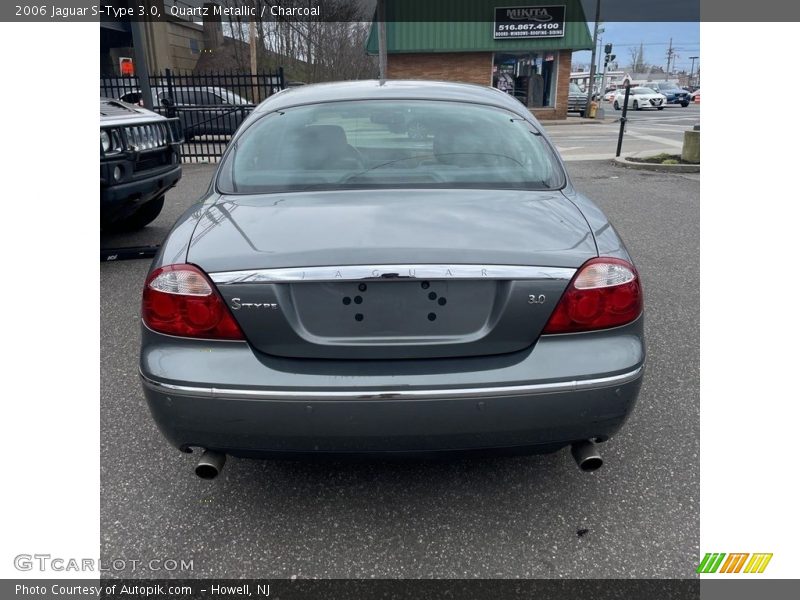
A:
[604, 54, 616, 67]
[604, 43, 613, 55]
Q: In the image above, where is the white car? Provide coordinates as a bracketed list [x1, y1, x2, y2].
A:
[613, 87, 667, 111]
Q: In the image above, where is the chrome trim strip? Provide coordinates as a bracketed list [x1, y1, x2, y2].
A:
[209, 264, 577, 285]
[140, 366, 642, 401]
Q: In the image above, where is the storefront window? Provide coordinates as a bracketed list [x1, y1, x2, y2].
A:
[492, 52, 558, 108]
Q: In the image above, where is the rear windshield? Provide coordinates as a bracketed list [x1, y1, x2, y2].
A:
[217, 100, 565, 194]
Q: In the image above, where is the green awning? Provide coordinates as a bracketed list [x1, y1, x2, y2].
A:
[366, 1, 592, 54]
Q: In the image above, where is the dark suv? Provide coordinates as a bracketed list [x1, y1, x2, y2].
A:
[647, 82, 691, 107]
[100, 98, 182, 230]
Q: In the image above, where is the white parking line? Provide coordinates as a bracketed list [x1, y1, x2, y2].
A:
[624, 132, 683, 148]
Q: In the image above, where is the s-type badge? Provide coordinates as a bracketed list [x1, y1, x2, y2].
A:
[230, 298, 278, 310]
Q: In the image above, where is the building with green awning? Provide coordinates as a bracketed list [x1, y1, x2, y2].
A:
[367, 1, 592, 119]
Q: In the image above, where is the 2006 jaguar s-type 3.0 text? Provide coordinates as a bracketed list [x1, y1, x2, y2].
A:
[139, 80, 644, 478]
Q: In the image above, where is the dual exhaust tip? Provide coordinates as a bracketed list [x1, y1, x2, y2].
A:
[195, 449, 226, 480]
[570, 440, 603, 472]
[191, 442, 602, 479]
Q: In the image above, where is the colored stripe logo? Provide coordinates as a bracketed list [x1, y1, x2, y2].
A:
[697, 553, 773, 574]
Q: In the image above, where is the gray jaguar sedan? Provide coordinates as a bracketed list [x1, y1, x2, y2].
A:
[140, 80, 644, 478]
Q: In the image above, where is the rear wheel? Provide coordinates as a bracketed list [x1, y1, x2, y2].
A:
[103, 196, 164, 232]
[614, 101, 620, 110]
[633, 100, 639, 110]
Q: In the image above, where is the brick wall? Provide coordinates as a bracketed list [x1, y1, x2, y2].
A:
[386, 50, 573, 120]
[386, 52, 493, 86]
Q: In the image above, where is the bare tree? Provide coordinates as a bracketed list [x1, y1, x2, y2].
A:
[257, 0, 378, 82]
[207, 0, 378, 81]
[628, 42, 647, 73]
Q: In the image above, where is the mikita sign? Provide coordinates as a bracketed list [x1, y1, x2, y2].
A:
[493, 5, 566, 39]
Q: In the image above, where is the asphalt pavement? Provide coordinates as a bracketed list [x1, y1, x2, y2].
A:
[100, 160, 699, 578]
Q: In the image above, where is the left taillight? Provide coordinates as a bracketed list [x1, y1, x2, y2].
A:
[142, 264, 244, 340]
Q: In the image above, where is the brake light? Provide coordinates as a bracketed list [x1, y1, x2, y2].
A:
[142, 264, 244, 340]
[543, 257, 642, 334]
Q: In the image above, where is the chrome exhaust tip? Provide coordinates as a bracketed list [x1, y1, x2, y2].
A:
[570, 441, 603, 472]
[195, 450, 226, 480]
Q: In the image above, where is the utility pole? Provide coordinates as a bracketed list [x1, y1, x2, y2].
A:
[377, 0, 388, 83]
[600, 43, 615, 109]
[249, 1, 258, 73]
[689, 56, 699, 87]
[665, 38, 674, 77]
[596, 32, 603, 74]
[583, 0, 602, 117]
[130, 20, 153, 111]
[250, 1, 259, 101]
[594, 26, 605, 81]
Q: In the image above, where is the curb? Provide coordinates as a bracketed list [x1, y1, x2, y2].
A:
[542, 117, 614, 126]
[612, 156, 700, 173]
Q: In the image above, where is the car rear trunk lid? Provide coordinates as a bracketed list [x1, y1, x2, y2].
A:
[193, 189, 596, 359]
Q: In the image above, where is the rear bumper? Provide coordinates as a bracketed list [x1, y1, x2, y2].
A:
[140, 318, 645, 455]
[142, 368, 642, 455]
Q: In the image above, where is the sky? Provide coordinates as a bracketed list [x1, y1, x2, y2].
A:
[571, 22, 699, 73]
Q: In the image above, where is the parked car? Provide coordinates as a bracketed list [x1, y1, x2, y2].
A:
[689, 88, 700, 102]
[646, 82, 691, 107]
[140, 80, 645, 478]
[100, 98, 182, 230]
[613, 87, 667, 111]
[567, 82, 589, 114]
[119, 86, 254, 140]
[603, 88, 620, 102]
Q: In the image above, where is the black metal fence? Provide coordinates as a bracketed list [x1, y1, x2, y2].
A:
[100, 68, 285, 162]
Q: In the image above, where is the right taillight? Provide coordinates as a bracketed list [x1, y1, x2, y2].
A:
[543, 257, 643, 334]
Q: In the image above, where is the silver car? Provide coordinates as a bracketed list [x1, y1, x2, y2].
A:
[140, 80, 645, 478]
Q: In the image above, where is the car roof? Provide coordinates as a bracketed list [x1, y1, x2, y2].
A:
[253, 79, 531, 116]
